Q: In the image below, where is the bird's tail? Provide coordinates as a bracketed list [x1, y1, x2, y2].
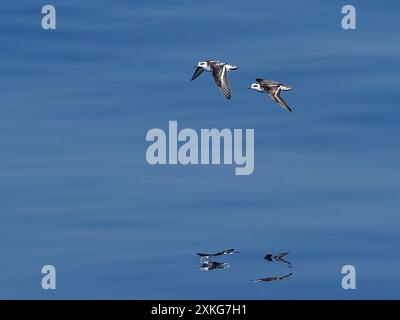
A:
[280, 84, 292, 91]
[226, 64, 238, 71]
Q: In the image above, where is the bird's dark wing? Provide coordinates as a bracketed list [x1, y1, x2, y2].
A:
[255, 272, 293, 283]
[267, 87, 292, 112]
[257, 78, 280, 88]
[276, 252, 290, 259]
[278, 273, 293, 280]
[212, 65, 232, 99]
[215, 248, 236, 256]
[197, 252, 214, 257]
[254, 276, 281, 283]
[275, 252, 292, 268]
[191, 67, 205, 81]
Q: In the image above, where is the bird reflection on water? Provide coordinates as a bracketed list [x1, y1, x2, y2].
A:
[264, 252, 293, 269]
[255, 252, 294, 283]
[197, 249, 239, 271]
[200, 261, 230, 271]
[197, 248, 238, 272]
[197, 248, 239, 260]
[254, 272, 293, 283]
[197, 249, 294, 283]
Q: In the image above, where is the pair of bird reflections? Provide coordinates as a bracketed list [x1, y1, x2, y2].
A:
[196, 249, 293, 283]
[191, 60, 293, 112]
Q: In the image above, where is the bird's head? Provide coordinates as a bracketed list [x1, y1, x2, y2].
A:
[250, 83, 262, 91]
[196, 61, 208, 67]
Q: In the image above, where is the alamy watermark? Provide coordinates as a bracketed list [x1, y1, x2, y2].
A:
[41, 265, 56, 290]
[341, 264, 356, 290]
[41, 5, 56, 30]
[145, 121, 255, 175]
[341, 5, 356, 30]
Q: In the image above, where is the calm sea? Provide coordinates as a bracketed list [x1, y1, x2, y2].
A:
[0, 0, 399, 299]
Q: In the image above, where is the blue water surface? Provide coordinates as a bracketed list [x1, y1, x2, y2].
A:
[0, 0, 399, 299]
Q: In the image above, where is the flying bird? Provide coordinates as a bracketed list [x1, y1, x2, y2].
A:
[191, 60, 238, 99]
[250, 78, 293, 112]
